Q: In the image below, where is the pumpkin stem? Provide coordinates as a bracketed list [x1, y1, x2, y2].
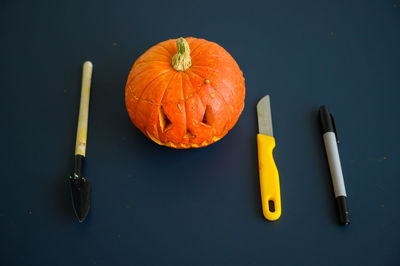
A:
[172, 37, 191, 71]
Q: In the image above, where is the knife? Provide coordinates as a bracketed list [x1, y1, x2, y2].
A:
[256, 95, 281, 221]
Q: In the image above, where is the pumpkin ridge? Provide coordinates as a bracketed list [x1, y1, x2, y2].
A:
[191, 66, 242, 102]
[215, 70, 244, 100]
[129, 64, 170, 88]
[135, 50, 171, 65]
[185, 71, 210, 101]
[132, 70, 172, 122]
[192, 53, 226, 61]
[177, 74, 188, 136]
[133, 70, 212, 106]
[180, 73, 188, 133]
[154, 43, 174, 55]
[191, 64, 237, 78]
[189, 43, 229, 61]
[190, 65, 216, 72]
[128, 61, 171, 82]
[180, 72, 186, 100]
[130, 93, 159, 105]
[191, 42, 231, 60]
[196, 88, 207, 115]
[159, 71, 178, 106]
[186, 38, 208, 52]
[185, 72, 209, 128]
[181, 72, 188, 136]
[183, 74, 196, 140]
[138, 50, 170, 60]
[189, 41, 210, 58]
[132, 69, 172, 99]
[184, 71, 207, 109]
[188, 66, 217, 81]
[187, 69, 232, 128]
[134, 60, 170, 67]
[186, 67, 218, 95]
[156, 43, 174, 56]
[210, 88, 232, 129]
[132, 65, 234, 107]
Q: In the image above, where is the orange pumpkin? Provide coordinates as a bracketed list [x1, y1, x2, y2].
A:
[125, 37, 245, 148]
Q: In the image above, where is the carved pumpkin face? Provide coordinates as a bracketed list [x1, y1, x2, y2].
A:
[125, 37, 245, 148]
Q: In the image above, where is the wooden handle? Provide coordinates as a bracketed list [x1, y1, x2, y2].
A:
[75, 61, 93, 156]
[257, 134, 281, 221]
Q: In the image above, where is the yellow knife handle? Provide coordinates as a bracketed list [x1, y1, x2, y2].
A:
[257, 134, 281, 221]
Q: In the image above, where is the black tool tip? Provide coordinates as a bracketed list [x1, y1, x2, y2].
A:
[70, 177, 91, 223]
[77, 207, 89, 223]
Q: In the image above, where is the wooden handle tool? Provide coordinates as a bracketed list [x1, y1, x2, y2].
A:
[70, 61, 93, 223]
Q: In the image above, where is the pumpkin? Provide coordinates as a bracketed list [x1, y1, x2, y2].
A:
[125, 37, 245, 148]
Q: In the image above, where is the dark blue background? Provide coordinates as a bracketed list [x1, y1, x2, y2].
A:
[1, 0, 399, 265]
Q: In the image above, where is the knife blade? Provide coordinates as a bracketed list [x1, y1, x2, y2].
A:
[257, 95, 274, 137]
[256, 95, 281, 221]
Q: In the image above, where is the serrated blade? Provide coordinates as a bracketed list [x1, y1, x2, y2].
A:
[257, 95, 273, 136]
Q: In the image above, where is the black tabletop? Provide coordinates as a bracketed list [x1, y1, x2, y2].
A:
[1, 0, 399, 265]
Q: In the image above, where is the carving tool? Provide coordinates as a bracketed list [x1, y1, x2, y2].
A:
[256, 95, 281, 221]
[69, 61, 93, 223]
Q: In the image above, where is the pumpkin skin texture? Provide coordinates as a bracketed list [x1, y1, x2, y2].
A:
[125, 37, 245, 148]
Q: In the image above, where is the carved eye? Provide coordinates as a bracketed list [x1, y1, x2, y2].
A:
[159, 106, 172, 132]
[201, 105, 214, 126]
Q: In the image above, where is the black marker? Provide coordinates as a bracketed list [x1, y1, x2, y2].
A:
[319, 106, 350, 225]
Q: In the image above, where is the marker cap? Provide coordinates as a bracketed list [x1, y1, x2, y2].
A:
[319, 106, 339, 142]
[336, 196, 350, 225]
